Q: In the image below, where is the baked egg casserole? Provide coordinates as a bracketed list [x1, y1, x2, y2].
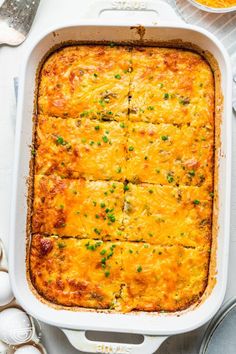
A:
[29, 45, 215, 312]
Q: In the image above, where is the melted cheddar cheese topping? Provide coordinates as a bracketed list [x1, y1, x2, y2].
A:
[30, 235, 209, 311]
[126, 122, 213, 186]
[129, 48, 214, 127]
[36, 116, 127, 180]
[123, 184, 212, 247]
[33, 176, 124, 239]
[38, 45, 131, 120]
[30, 45, 215, 312]
[30, 235, 123, 309]
[194, 0, 236, 8]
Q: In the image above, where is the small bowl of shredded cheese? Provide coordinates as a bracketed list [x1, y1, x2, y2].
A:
[188, 0, 236, 12]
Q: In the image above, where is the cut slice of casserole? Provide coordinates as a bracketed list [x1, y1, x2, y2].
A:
[126, 122, 213, 187]
[119, 242, 210, 312]
[35, 116, 127, 181]
[123, 183, 212, 247]
[30, 235, 123, 309]
[38, 45, 131, 120]
[32, 176, 125, 239]
[129, 47, 214, 127]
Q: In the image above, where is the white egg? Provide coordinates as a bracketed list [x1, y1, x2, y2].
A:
[0, 271, 14, 306]
[14, 345, 42, 354]
[0, 308, 33, 345]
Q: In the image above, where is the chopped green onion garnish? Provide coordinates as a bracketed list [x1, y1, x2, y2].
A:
[193, 199, 200, 205]
[167, 173, 174, 183]
[164, 93, 169, 100]
[137, 265, 142, 273]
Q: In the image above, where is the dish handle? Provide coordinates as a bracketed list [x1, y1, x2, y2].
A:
[86, 0, 183, 23]
[62, 329, 167, 354]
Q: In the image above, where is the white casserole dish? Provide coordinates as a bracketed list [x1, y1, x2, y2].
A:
[9, 1, 232, 353]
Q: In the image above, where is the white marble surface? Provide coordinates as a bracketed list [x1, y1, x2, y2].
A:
[0, 0, 235, 353]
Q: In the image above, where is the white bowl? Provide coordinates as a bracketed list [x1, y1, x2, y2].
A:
[188, 0, 236, 13]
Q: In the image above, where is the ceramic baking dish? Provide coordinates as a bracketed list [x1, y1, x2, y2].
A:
[9, 1, 232, 353]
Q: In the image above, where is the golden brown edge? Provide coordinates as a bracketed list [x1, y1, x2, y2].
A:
[25, 37, 222, 315]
